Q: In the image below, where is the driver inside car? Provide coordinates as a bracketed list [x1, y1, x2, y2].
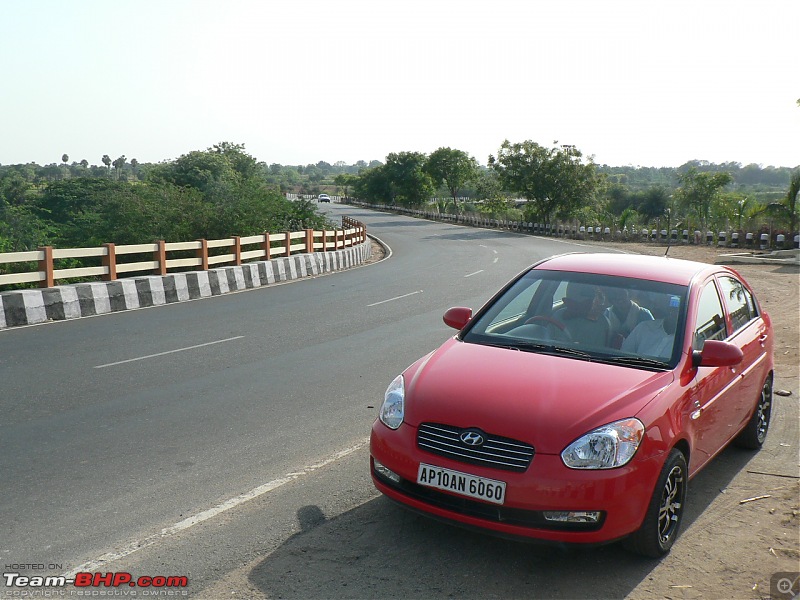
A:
[553, 282, 611, 347]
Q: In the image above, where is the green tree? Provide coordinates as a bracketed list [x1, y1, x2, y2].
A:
[112, 155, 126, 180]
[674, 167, 733, 232]
[0, 203, 53, 252]
[101, 154, 112, 174]
[148, 143, 330, 238]
[150, 149, 237, 192]
[635, 186, 671, 222]
[472, 169, 511, 216]
[763, 168, 800, 234]
[606, 184, 633, 215]
[488, 141, 599, 223]
[787, 169, 800, 235]
[424, 147, 478, 208]
[384, 151, 435, 207]
[333, 173, 356, 199]
[0, 172, 31, 206]
[619, 207, 639, 232]
[354, 164, 393, 204]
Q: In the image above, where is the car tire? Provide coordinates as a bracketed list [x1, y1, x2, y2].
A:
[623, 449, 687, 558]
[733, 375, 772, 450]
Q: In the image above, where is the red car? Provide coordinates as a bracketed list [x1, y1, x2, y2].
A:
[370, 253, 773, 557]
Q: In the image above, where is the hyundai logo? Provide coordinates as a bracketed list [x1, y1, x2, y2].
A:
[460, 430, 485, 447]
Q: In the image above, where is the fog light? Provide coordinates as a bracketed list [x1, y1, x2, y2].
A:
[543, 511, 602, 523]
[373, 459, 401, 483]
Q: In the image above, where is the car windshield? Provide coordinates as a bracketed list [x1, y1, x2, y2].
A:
[462, 269, 688, 370]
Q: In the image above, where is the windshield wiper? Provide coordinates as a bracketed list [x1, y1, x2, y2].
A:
[474, 338, 598, 361]
[499, 341, 595, 360]
[543, 346, 595, 360]
[602, 355, 670, 369]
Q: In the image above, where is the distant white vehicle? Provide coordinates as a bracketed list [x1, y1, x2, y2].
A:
[318, 194, 331, 203]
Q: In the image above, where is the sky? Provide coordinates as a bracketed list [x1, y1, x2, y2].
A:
[1, 0, 797, 169]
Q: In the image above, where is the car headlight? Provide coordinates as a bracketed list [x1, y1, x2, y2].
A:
[379, 375, 405, 430]
[561, 418, 644, 469]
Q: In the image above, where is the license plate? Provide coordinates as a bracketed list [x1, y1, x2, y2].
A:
[417, 463, 506, 505]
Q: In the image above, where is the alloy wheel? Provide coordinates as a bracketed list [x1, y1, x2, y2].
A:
[658, 464, 685, 546]
[756, 379, 772, 444]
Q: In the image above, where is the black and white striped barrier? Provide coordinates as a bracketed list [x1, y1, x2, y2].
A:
[0, 242, 371, 330]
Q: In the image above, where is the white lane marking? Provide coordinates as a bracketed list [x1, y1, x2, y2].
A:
[493, 257, 499, 264]
[94, 336, 245, 369]
[464, 270, 484, 278]
[63, 438, 369, 577]
[367, 290, 423, 307]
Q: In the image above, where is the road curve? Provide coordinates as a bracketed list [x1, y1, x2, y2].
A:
[1, 205, 614, 590]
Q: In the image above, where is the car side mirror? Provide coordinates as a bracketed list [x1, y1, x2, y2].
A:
[692, 340, 744, 368]
[443, 307, 472, 330]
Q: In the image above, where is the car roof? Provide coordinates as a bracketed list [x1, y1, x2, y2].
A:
[534, 252, 721, 286]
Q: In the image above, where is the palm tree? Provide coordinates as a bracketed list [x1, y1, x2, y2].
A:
[763, 169, 799, 236]
[112, 155, 126, 180]
[102, 154, 112, 175]
[61, 154, 69, 179]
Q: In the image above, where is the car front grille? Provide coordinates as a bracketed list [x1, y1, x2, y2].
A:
[417, 423, 534, 472]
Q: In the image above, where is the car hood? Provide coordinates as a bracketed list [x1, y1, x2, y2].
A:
[402, 338, 674, 454]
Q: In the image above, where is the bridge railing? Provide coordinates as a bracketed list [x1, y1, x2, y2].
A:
[0, 219, 367, 290]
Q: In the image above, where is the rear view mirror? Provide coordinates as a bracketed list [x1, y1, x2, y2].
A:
[692, 340, 744, 368]
[443, 307, 472, 330]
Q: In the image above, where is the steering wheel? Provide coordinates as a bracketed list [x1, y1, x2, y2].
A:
[524, 316, 572, 342]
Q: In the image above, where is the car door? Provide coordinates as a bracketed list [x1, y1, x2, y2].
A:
[716, 274, 770, 429]
[687, 278, 738, 471]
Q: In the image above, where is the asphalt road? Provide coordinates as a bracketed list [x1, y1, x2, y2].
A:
[1, 205, 598, 589]
[3, 205, 795, 599]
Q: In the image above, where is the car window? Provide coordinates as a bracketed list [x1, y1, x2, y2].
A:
[718, 276, 758, 333]
[481, 279, 542, 330]
[694, 281, 727, 350]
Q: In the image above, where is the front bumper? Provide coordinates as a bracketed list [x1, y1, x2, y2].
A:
[370, 420, 663, 545]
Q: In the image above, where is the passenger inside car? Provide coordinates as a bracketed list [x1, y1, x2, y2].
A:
[605, 287, 654, 348]
[621, 293, 680, 360]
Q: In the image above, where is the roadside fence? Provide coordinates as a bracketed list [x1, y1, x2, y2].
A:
[0, 218, 367, 291]
[345, 200, 799, 251]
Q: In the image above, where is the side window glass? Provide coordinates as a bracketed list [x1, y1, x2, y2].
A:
[694, 282, 727, 350]
[718, 276, 757, 333]
[485, 280, 541, 328]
